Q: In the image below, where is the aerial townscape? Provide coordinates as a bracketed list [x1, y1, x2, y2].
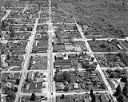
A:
[0, 0, 128, 102]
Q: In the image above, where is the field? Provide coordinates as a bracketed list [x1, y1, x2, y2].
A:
[58, 0, 128, 38]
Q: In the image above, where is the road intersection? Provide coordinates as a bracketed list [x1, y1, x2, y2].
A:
[1, 1, 128, 102]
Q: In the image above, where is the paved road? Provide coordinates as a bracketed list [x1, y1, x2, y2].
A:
[50, 5, 121, 101]
[74, 18, 117, 102]
[1, 69, 48, 73]
[1, 2, 127, 102]
[1, 10, 11, 21]
[87, 38, 127, 41]
[22, 4, 28, 14]
[56, 90, 109, 96]
[47, 0, 55, 102]
[14, 10, 41, 102]
[101, 67, 128, 70]
[94, 52, 128, 54]
[31, 53, 48, 56]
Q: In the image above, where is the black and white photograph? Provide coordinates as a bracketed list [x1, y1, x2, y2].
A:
[0, 0, 128, 102]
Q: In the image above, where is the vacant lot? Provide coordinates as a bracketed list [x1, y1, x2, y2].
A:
[29, 56, 47, 70]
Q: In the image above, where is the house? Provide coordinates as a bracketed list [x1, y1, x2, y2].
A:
[54, 59, 71, 68]
[95, 94, 108, 102]
[27, 72, 34, 81]
[56, 82, 65, 91]
[73, 83, 79, 89]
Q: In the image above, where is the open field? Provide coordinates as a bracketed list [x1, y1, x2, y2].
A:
[58, 0, 128, 38]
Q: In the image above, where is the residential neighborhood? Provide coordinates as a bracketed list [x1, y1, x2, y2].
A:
[0, 0, 128, 102]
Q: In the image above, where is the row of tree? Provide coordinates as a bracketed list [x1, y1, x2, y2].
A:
[54, 71, 71, 83]
[114, 81, 128, 102]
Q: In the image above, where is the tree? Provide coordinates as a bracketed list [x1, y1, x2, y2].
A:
[54, 73, 64, 82]
[122, 2, 125, 7]
[82, 61, 90, 69]
[37, 2, 41, 10]
[122, 0, 127, 9]
[91, 95, 96, 102]
[109, 72, 117, 78]
[27, 26, 33, 31]
[6, 90, 16, 102]
[100, 83, 106, 89]
[73, 25, 78, 31]
[109, 99, 111, 102]
[92, 37, 96, 41]
[122, 81, 128, 97]
[107, 47, 112, 51]
[30, 0, 33, 3]
[16, 79, 20, 85]
[53, 3, 58, 9]
[30, 93, 36, 101]
[9, 26, 13, 32]
[117, 93, 124, 102]
[13, 87, 18, 92]
[98, 95, 102, 102]
[5, 1, 11, 8]
[90, 89, 94, 98]
[7, 54, 10, 60]
[63, 71, 71, 83]
[100, 43, 106, 48]
[64, 86, 69, 91]
[54, 71, 71, 83]
[91, 57, 94, 62]
[10, 32, 14, 38]
[114, 84, 121, 97]
[84, 31, 88, 36]
[9, 26, 15, 38]
[60, 94, 65, 99]
[1, 20, 8, 30]
[121, 77, 127, 83]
